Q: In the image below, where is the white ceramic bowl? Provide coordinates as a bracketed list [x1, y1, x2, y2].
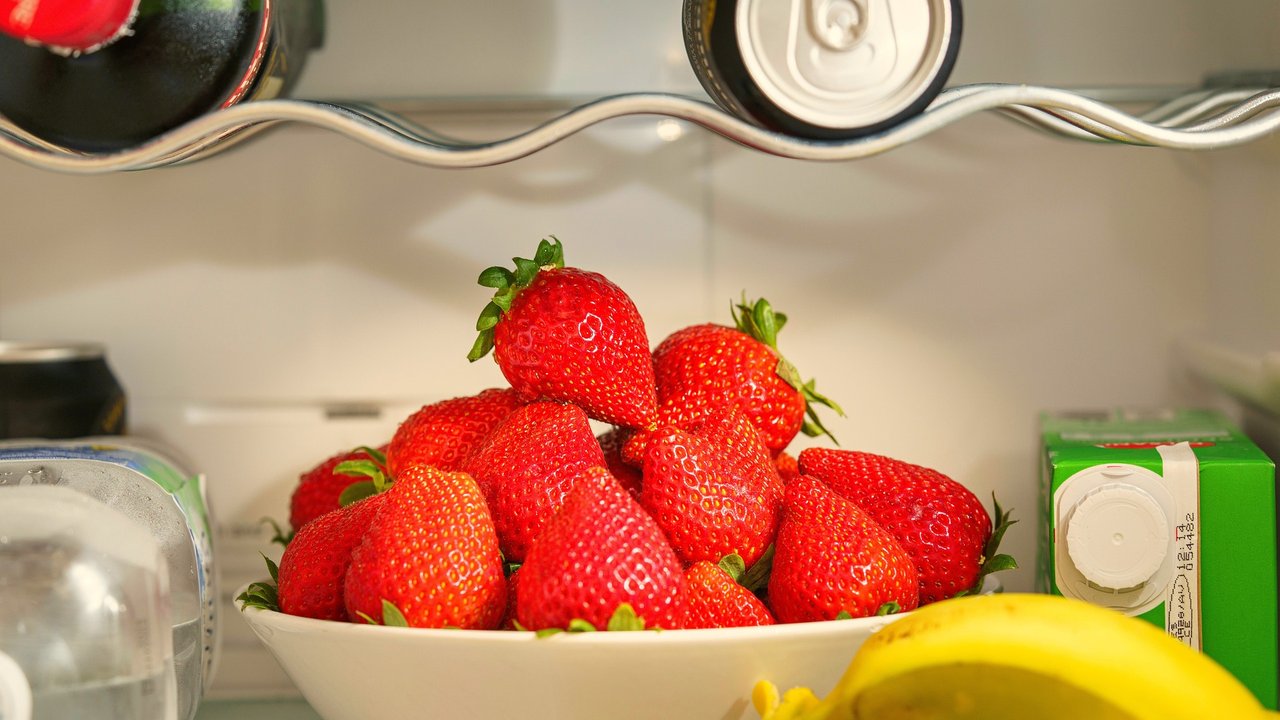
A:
[235, 578, 1001, 720]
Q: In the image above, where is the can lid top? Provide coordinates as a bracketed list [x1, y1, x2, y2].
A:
[0, 341, 106, 363]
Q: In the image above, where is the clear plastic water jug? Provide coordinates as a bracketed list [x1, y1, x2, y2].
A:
[0, 440, 217, 720]
[0, 485, 178, 720]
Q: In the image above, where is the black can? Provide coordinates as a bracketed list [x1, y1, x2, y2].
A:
[0, 342, 127, 439]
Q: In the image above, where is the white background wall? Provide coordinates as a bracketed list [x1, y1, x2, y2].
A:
[1, 0, 1277, 698]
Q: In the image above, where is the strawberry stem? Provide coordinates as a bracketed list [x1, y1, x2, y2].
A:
[605, 604, 647, 631]
[731, 295, 846, 444]
[717, 553, 748, 583]
[875, 601, 901, 616]
[336, 460, 386, 486]
[740, 544, 775, 595]
[337, 480, 378, 507]
[260, 516, 294, 547]
[381, 599, 410, 627]
[955, 493, 1019, 598]
[236, 553, 281, 612]
[353, 445, 388, 468]
[532, 604, 651, 636]
[334, 455, 394, 507]
[468, 237, 566, 362]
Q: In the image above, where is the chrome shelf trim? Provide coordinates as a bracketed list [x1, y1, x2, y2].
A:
[3, 83, 1279, 174]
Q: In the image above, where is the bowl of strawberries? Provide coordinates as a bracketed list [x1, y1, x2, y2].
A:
[235, 238, 1014, 720]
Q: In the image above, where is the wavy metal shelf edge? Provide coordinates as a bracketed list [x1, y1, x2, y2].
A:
[3, 83, 1280, 174]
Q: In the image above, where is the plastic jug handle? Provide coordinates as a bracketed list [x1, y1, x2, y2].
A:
[0, 650, 32, 720]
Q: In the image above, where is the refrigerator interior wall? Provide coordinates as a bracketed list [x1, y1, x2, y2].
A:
[1, 0, 1277, 700]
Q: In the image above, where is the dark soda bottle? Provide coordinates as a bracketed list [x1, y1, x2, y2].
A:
[0, 0, 324, 153]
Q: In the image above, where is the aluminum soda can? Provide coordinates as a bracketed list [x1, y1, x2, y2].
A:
[683, 0, 963, 139]
[0, 341, 127, 439]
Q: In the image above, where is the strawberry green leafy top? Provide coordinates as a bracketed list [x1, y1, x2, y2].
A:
[464, 236, 659, 429]
[468, 237, 565, 363]
[731, 296, 846, 443]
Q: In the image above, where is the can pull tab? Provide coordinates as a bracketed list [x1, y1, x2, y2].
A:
[788, 0, 899, 95]
[808, 0, 869, 50]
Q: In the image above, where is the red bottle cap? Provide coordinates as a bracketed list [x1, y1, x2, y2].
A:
[0, 0, 139, 54]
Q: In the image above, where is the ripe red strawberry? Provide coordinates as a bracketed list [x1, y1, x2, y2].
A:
[516, 467, 688, 631]
[639, 406, 782, 567]
[289, 445, 386, 532]
[775, 451, 801, 484]
[467, 237, 658, 429]
[385, 388, 522, 478]
[277, 492, 387, 621]
[460, 401, 606, 562]
[344, 465, 506, 629]
[685, 402, 785, 491]
[769, 474, 919, 623]
[798, 448, 1016, 605]
[683, 559, 776, 629]
[649, 297, 843, 455]
[597, 427, 643, 498]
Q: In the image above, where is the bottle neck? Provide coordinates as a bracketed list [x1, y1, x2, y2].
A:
[0, 0, 140, 54]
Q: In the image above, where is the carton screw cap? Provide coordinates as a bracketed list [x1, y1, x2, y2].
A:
[1065, 483, 1169, 592]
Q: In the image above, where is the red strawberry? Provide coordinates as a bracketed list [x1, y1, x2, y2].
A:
[289, 445, 386, 532]
[385, 388, 522, 478]
[684, 402, 784, 491]
[277, 492, 387, 621]
[516, 467, 687, 631]
[683, 559, 776, 629]
[597, 427, 643, 499]
[467, 237, 658, 429]
[344, 465, 506, 629]
[775, 451, 801, 484]
[461, 401, 606, 562]
[798, 448, 1015, 605]
[639, 406, 782, 567]
[650, 297, 843, 455]
[769, 474, 919, 623]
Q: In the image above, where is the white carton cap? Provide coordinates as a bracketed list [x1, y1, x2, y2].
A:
[1065, 482, 1170, 592]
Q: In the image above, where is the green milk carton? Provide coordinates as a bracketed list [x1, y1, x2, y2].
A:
[1038, 408, 1277, 709]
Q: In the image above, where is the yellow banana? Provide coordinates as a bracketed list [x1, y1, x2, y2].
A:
[755, 593, 1276, 720]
